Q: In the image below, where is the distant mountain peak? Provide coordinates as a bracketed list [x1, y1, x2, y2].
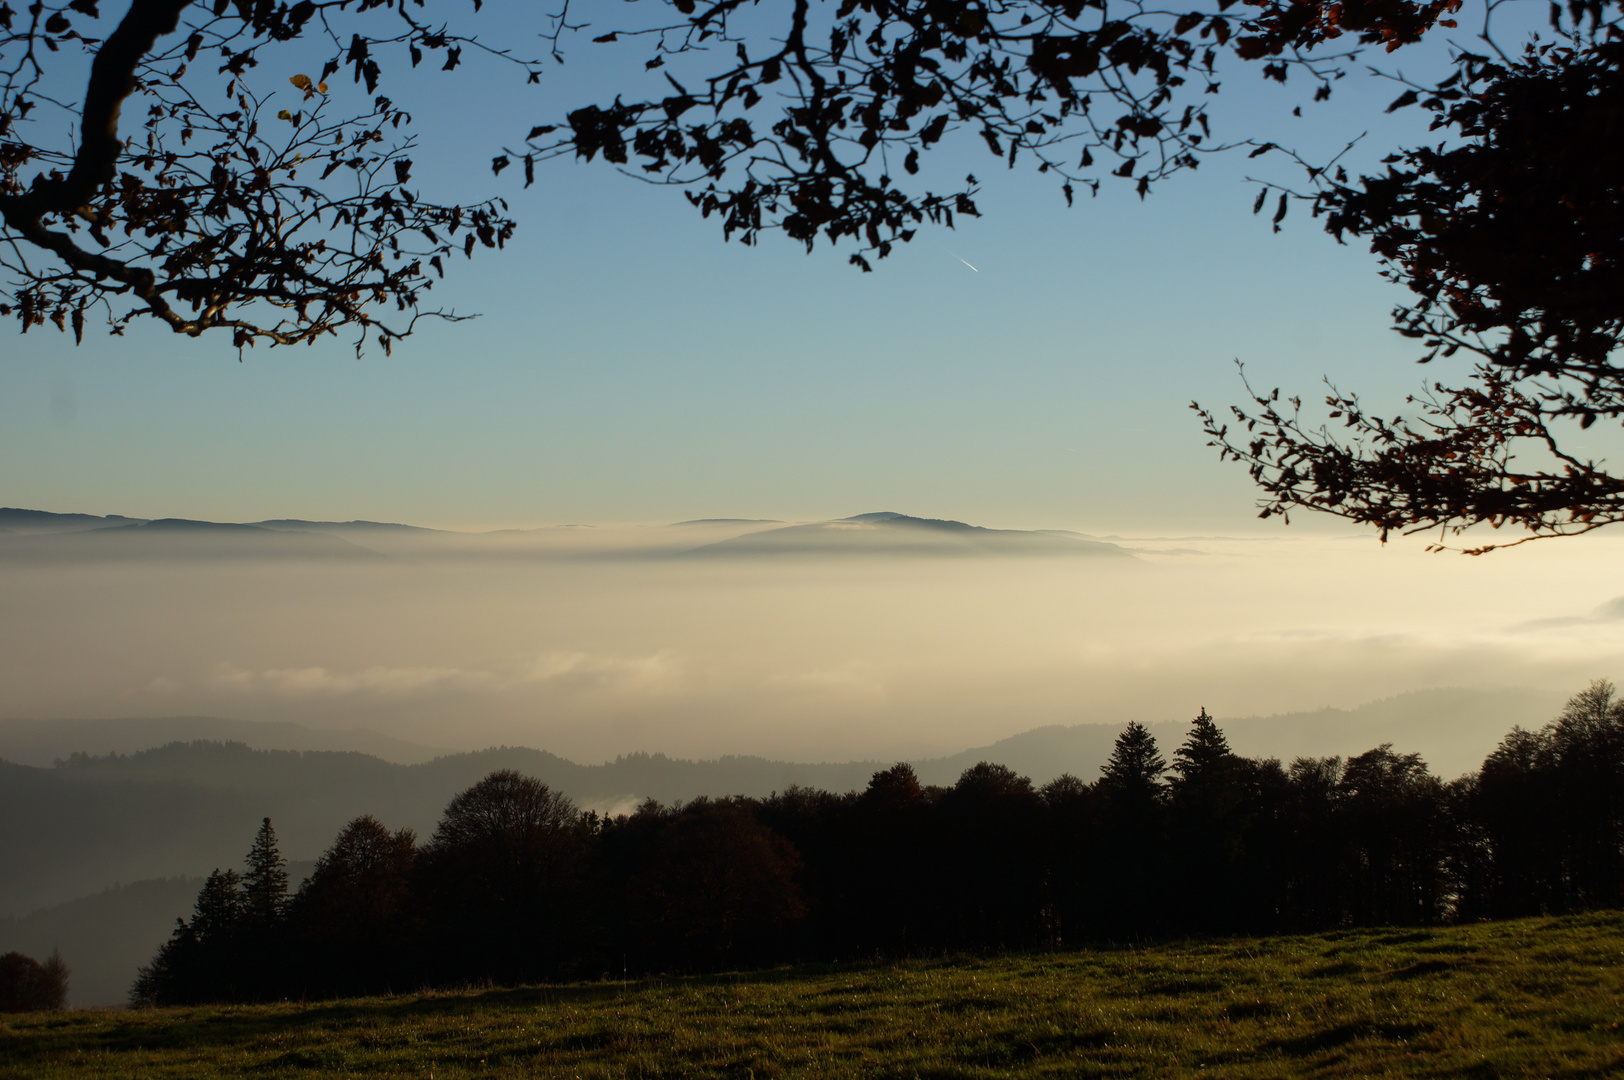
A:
[122, 518, 271, 532]
[687, 513, 1129, 558]
[252, 519, 438, 533]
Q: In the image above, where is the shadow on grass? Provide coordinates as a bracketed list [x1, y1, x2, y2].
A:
[1388, 958, 1463, 980]
[1268, 1021, 1429, 1057]
[26, 959, 924, 1061]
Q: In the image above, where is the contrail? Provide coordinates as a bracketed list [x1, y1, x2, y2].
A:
[948, 250, 979, 272]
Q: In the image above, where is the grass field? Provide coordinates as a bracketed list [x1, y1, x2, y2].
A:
[3, 912, 1622, 1078]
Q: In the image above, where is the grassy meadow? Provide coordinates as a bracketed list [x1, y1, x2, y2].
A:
[3, 912, 1622, 1079]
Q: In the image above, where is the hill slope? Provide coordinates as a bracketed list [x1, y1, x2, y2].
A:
[0, 717, 450, 768]
[2, 913, 1620, 1077]
[0, 743, 893, 916]
[689, 512, 1131, 557]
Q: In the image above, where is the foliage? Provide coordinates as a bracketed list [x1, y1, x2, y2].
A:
[126, 686, 1624, 1006]
[1460, 678, 1624, 916]
[1197, 13, 1624, 550]
[0, 950, 67, 1013]
[0, 0, 1473, 347]
[415, 769, 594, 986]
[8, 914, 1624, 1078]
[287, 814, 417, 998]
[0, 0, 522, 352]
[241, 817, 287, 927]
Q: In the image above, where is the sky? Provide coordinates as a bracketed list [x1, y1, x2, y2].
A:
[4, 0, 1621, 766]
[0, 0, 1482, 532]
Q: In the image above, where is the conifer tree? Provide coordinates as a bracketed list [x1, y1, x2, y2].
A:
[190, 869, 248, 942]
[243, 818, 289, 927]
[130, 868, 247, 1006]
[1172, 708, 1234, 786]
[1096, 722, 1169, 934]
[1100, 722, 1167, 801]
[1168, 708, 1254, 931]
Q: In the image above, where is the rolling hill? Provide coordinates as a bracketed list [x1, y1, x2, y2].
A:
[688, 512, 1131, 557]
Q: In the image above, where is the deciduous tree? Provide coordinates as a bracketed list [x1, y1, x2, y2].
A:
[1, 0, 1473, 351]
[0, 949, 69, 1012]
[1198, 16, 1624, 550]
[417, 769, 591, 983]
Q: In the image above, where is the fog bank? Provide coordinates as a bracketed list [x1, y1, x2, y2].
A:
[2, 515, 1619, 766]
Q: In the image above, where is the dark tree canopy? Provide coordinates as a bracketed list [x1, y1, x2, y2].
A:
[296, 813, 417, 932]
[625, 797, 806, 965]
[1197, 9, 1624, 551]
[2, 0, 1471, 350]
[0, 950, 69, 1012]
[0, 0, 524, 352]
[417, 769, 591, 983]
[127, 683, 1624, 1005]
[288, 814, 418, 996]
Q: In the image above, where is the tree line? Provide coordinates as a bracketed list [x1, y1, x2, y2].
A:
[132, 682, 1624, 1005]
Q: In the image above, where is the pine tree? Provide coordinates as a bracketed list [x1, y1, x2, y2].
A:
[1172, 707, 1234, 785]
[1096, 722, 1169, 934]
[243, 818, 289, 927]
[1100, 721, 1167, 800]
[1167, 708, 1252, 932]
[190, 869, 248, 942]
[130, 868, 246, 1006]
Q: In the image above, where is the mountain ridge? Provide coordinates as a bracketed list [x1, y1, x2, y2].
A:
[0, 508, 1135, 560]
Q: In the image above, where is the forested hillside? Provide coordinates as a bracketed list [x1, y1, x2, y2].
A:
[0, 744, 889, 915]
[1, 687, 1557, 917]
[132, 685, 1624, 1005]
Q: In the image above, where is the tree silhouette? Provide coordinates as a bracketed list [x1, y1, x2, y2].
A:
[1167, 708, 1251, 932]
[121, 688, 1624, 1002]
[1337, 744, 1447, 924]
[243, 817, 288, 927]
[1466, 681, 1624, 914]
[1197, 20, 1624, 551]
[0, 950, 68, 1012]
[1273, 756, 1347, 929]
[1096, 721, 1168, 934]
[1171, 708, 1232, 783]
[935, 763, 1046, 950]
[417, 770, 592, 983]
[1039, 772, 1098, 948]
[131, 867, 248, 1005]
[754, 784, 858, 958]
[624, 797, 806, 970]
[841, 763, 935, 954]
[2, 0, 1500, 351]
[289, 814, 418, 997]
[1100, 721, 1167, 801]
[1547, 680, 1624, 907]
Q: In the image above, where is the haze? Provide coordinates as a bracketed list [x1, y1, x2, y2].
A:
[2, 513, 1615, 774]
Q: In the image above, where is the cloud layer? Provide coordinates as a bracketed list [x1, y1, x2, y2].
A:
[3, 523, 1620, 768]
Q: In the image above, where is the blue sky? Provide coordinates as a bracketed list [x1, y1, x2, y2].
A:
[0, 5, 1499, 530]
